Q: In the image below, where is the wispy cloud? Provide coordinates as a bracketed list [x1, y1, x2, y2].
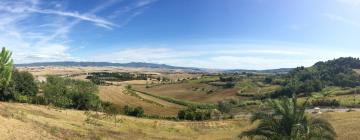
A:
[0, 3, 116, 29]
[336, 0, 360, 6]
[35, 0, 120, 47]
[0, 0, 156, 63]
[324, 14, 360, 27]
[108, 0, 158, 28]
[30, 8, 116, 29]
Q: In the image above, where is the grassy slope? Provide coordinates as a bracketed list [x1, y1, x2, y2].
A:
[0, 102, 359, 140]
[0, 102, 251, 140]
[321, 112, 360, 140]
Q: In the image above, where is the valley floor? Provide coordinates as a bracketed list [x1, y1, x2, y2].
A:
[0, 102, 360, 140]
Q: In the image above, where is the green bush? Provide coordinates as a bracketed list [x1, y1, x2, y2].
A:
[1, 70, 38, 101]
[31, 96, 47, 105]
[43, 76, 101, 110]
[177, 107, 211, 121]
[102, 101, 120, 115]
[13, 93, 31, 103]
[264, 77, 273, 84]
[124, 105, 144, 117]
[218, 101, 232, 113]
[310, 99, 340, 107]
[12, 70, 38, 96]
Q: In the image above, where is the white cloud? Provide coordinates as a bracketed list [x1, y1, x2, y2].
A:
[90, 43, 360, 70]
[13, 44, 77, 63]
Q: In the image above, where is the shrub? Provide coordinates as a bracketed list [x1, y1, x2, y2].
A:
[102, 101, 120, 115]
[31, 96, 47, 105]
[52, 96, 74, 108]
[1, 70, 38, 101]
[264, 77, 273, 84]
[224, 82, 235, 88]
[12, 70, 38, 96]
[311, 99, 340, 107]
[43, 76, 101, 110]
[124, 105, 144, 117]
[218, 101, 232, 113]
[177, 107, 211, 121]
[13, 93, 31, 103]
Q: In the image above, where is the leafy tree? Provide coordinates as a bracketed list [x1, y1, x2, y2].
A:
[264, 77, 273, 84]
[43, 76, 100, 110]
[177, 107, 212, 121]
[0, 47, 13, 87]
[12, 70, 38, 96]
[273, 57, 360, 98]
[0, 47, 14, 100]
[218, 101, 232, 113]
[124, 105, 144, 117]
[240, 96, 336, 140]
[102, 101, 120, 126]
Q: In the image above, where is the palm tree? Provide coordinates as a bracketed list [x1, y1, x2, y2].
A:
[240, 96, 336, 140]
[0, 47, 13, 87]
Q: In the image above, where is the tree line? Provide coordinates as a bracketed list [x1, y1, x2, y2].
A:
[270, 57, 360, 98]
[0, 47, 119, 113]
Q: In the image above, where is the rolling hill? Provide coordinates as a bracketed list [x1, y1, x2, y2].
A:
[15, 61, 292, 74]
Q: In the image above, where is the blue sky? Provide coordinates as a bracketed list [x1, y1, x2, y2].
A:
[0, 0, 360, 69]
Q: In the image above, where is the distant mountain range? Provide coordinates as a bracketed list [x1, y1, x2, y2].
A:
[15, 61, 203, 71]
[224, 68, 293, 74]
[15, 61, 292, 74]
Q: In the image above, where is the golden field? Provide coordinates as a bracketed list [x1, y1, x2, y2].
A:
[0, 102, 359, 140]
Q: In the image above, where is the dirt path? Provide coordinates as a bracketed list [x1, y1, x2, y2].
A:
[306, 108, 360, 113]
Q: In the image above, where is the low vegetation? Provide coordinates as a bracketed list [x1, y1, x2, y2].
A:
[123, 105, 144, 117]
[177, 107, 212, 121]
[241, 96, 336, 140]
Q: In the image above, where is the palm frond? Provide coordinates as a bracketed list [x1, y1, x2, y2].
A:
[240, 96, 336, 140]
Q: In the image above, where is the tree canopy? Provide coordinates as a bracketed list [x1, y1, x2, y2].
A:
[43, 76, 101, 110]
[272, 57, 360, 97]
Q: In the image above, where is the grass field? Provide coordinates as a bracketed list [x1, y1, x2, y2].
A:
[0, 102, 359, 140]
[133, 83, 242, 103]
[0, 102, 251, 140]
[321, 112, 360, 140]
[98, 86, 182, 116]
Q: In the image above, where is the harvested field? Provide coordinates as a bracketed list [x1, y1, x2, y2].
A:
[98, 86, 181, 116]
[321, 112, 360, 140]
[133, 83, 242, 103]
